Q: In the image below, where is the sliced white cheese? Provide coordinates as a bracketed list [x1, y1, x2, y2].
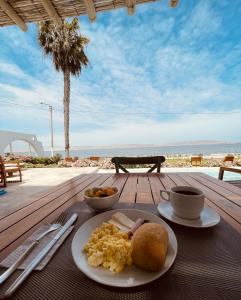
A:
[108, 219, 130, 232]
[112, 212, 135, 229]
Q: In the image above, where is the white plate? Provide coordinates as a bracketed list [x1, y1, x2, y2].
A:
[71, 209, 177, 287]
[157, 202, 220, 228]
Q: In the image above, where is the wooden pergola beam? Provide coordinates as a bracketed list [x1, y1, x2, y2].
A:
[39, 0, 62, 26]
[170, 0, 179, 8]
[83, 0, 96, 22]
[0, 0, 27, 31]
[125, 0, 136, 16]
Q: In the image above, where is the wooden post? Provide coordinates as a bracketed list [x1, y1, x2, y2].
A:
[125, 0, 136, 15]
[218, 167, 224, 180]
[39, 0, 62, 26]
[170, 0, 179, 8]
[83, 0, 96, 21]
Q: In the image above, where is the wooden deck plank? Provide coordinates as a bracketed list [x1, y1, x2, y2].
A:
[0, 174, 92, 220]
[0, 174, 98, 233]
[158, 173, 177, 190]
[199, 172, 241, 196]
[148, 174, 166, 204]
[136, 174, 153, 204]
[109, 174, 129, 195]
[227, 180, 241, 188]
[189, 173, 241, 207]
[99, 173, 117, 187]
[167, 173, 189, 187]
[119, 174, 137, 203]
[0, 195, 81, 261]
[0, 174, 107, 252]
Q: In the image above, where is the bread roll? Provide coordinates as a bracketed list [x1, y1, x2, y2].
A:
[131, 223, 168, 271]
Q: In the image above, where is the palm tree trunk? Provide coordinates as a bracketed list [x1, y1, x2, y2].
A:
[63, 69, 70, 157]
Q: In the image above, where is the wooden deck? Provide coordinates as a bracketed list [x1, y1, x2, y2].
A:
[0, 172, 240, 261]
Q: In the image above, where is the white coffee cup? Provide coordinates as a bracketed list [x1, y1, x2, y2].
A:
[160, 186, 205, 219]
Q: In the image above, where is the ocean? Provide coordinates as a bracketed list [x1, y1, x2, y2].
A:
[45, 143, 241, 158]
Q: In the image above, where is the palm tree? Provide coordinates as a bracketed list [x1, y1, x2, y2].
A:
[38, 18, 89, 157]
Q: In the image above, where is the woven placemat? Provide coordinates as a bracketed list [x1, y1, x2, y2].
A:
[0, 225, 74, 270]
[0, 202, 240, 300]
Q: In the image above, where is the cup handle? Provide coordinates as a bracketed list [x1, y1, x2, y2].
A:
[160, 190, 170, 201]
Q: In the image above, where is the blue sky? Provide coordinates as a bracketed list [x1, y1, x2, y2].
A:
[0, 0, 241, 150]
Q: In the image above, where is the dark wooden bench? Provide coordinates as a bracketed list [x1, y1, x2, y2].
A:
[218, 166, 241, 188]
[111, 156, 165, 173]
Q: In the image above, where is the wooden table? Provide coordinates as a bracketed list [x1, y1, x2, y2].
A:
[0, 172, 240, 261]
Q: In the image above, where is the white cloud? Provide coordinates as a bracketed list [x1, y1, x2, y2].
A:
[178, 0, 221, 44]
[0, 61, 26, 77]
[38, 113, 241, 149]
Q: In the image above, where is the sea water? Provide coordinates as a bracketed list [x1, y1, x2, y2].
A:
[45, 143, 241, 158]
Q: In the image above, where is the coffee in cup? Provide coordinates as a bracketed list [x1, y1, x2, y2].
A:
[160, 186, 205, 219]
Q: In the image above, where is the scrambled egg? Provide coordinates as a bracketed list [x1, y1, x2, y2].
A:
[83, 223, 132, 273]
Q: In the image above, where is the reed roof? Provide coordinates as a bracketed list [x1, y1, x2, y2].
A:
[0, 0, 179, 31]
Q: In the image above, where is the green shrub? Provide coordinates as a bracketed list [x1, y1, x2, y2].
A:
[16, 154, 62, 165]
[51, 153, 62, 163]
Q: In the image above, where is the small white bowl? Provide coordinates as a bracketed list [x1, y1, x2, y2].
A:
[83, 186, 119, 211]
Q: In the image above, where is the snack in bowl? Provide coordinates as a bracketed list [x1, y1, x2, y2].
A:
[84, 186, 119, 211]
[83, 213, 169, 273]
[87, 187, 116, 198]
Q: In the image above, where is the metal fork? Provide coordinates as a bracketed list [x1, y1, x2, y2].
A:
[0, 212, 68, 285]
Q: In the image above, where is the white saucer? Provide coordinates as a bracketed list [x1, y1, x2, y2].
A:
[157, 202, 220, 228]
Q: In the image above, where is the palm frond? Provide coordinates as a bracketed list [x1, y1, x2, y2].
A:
[38, 18, 89, 75]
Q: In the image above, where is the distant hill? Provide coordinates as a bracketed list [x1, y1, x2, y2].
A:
[162, 140, 239, 146]
[64, 140, 240, 151]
